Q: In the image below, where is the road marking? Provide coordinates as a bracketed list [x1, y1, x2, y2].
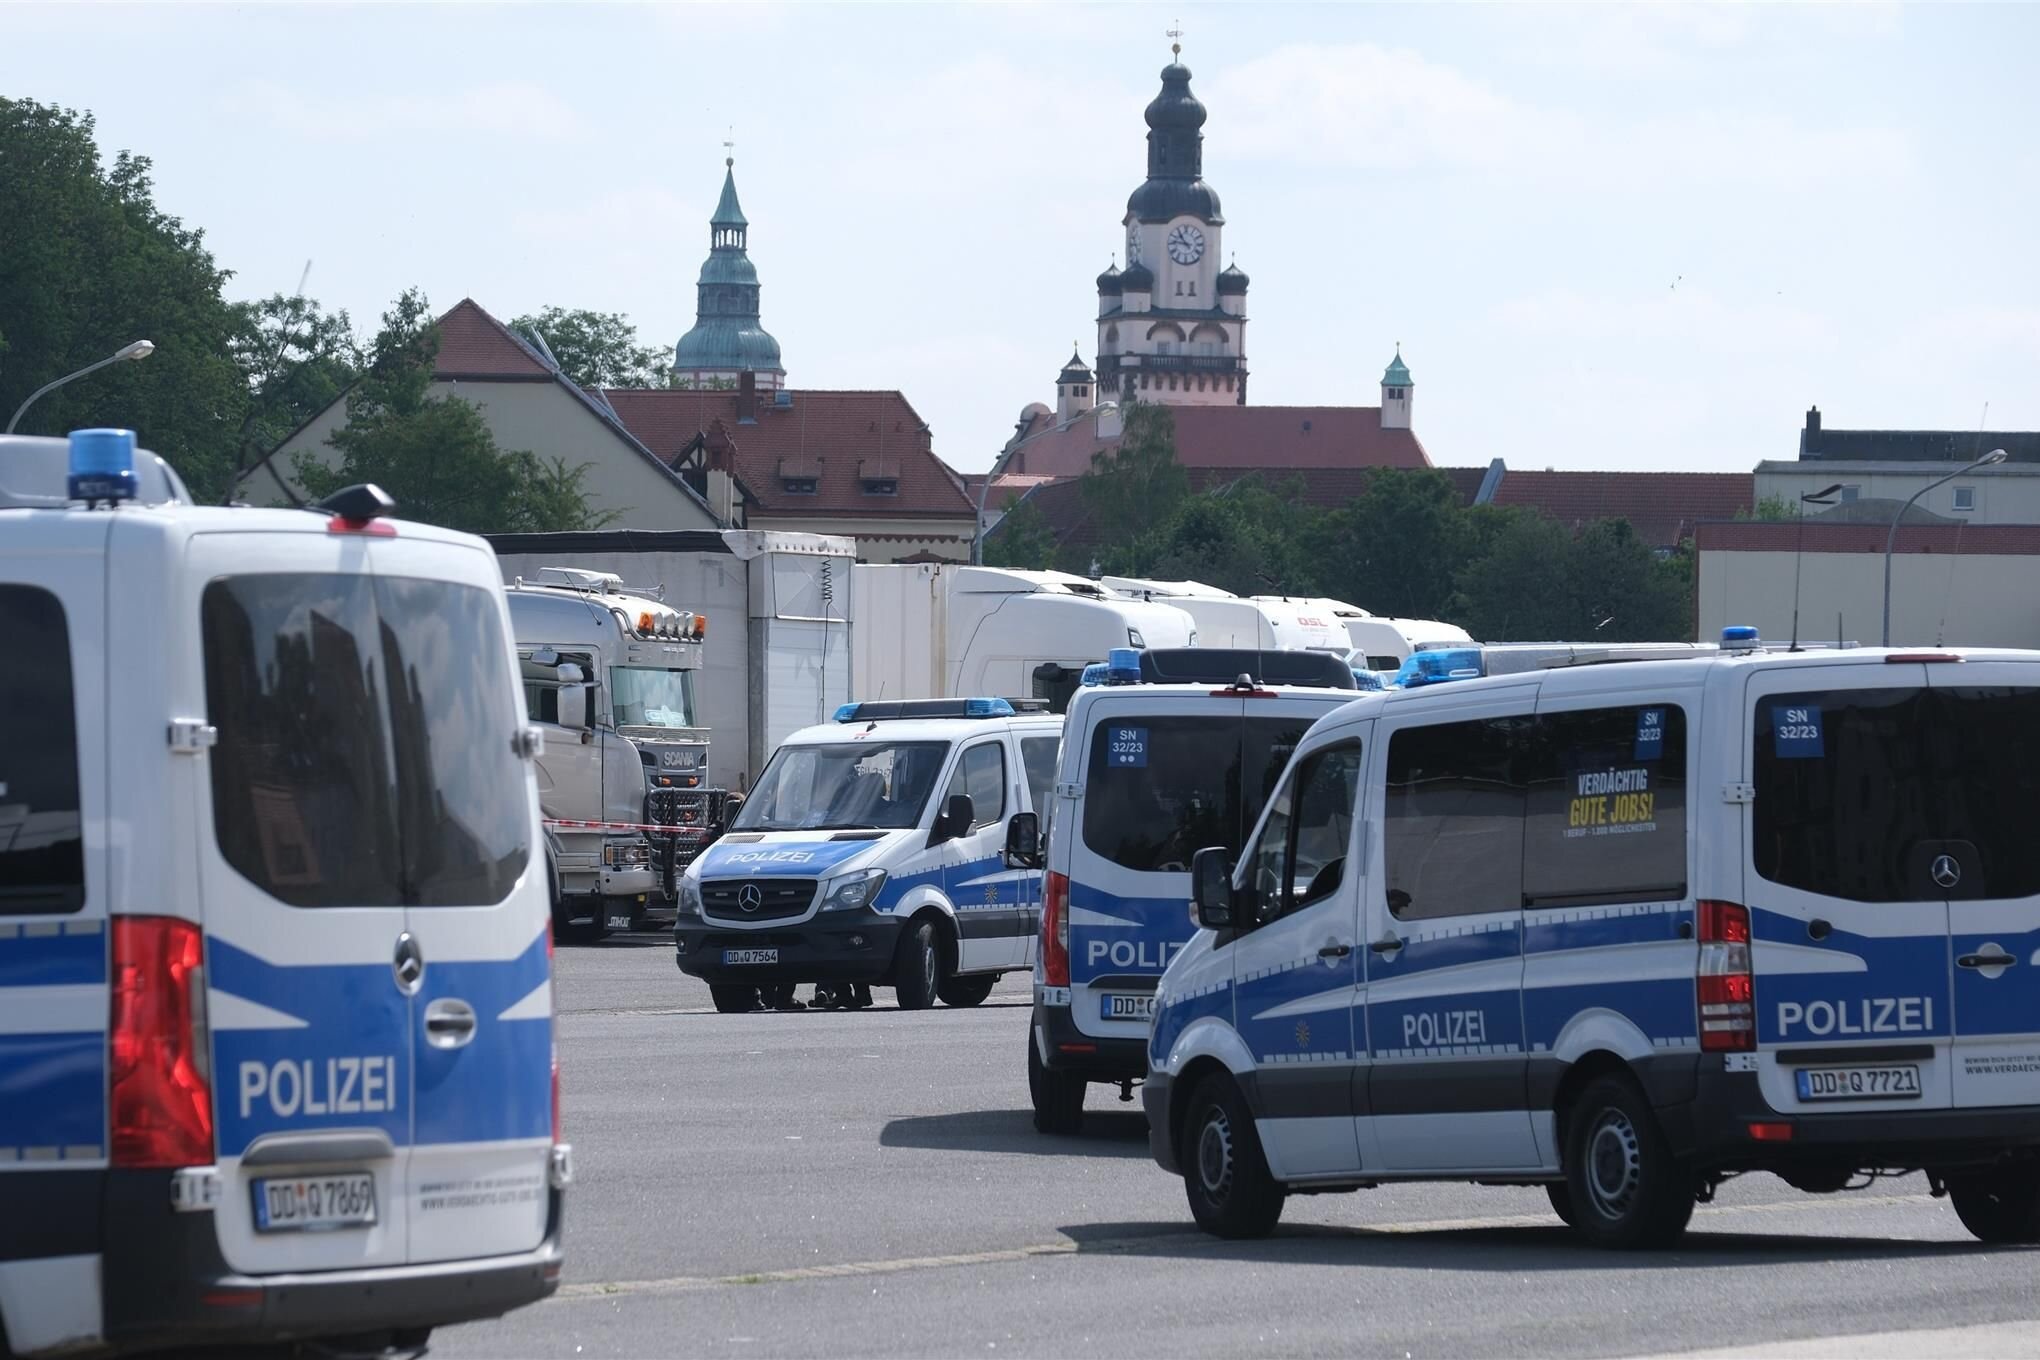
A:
[550, 1192, 1940, 1304]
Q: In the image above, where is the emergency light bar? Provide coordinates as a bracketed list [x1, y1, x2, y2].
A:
[833, 698, 1017, 723]
[1140, 648, 1357, 690]
[68, 428, 137, 507]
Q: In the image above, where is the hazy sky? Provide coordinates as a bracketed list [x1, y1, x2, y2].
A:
[9, 3, 2038, 474]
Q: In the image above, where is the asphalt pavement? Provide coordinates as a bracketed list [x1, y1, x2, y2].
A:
[430, 937, 2040, 1359]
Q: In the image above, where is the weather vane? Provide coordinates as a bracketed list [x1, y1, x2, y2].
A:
[1167, 19, 1182, 58]
[723, 126, 735, 168]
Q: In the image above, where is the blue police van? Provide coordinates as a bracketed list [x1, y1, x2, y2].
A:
[1, 432, 568, 1356]
[1028, 649, 1356, 1133]
[1153, 634, 2040, 1247]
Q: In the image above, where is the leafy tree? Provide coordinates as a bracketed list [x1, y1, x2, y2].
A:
[1450, 509, 1580, 641]
[510, 306, 668, 389]
[297, 291, 613, 533]
[1144, 474, 1319, 596]
[983, 493, 1056, 569]
[1737, 494, 1798, 522]
[1568, 518, 1694, 641]
[0, 98, 245, 498]
[1080, 400, 1188, 567]
[1308, 469, 1471, 619]
[225, 292, 362, 502]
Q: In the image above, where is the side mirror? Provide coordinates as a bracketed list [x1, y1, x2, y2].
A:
[1191, 847, 1235, 931]
[557, 684, 588, 732]
[1003, 811, 1041, 869]
[932, 793, 975, 845]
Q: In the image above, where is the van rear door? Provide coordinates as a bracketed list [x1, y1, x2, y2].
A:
[1919, 662, 2040, 1110]
[1743, 664, 1954, 1113]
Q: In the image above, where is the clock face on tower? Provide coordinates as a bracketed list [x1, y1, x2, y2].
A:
[1126, 223, 1141, 264]
[1167, 223, 1206, 265]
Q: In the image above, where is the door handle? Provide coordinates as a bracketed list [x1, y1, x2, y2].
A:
[1958, 951, 2018, 970]
[423, 998, 479, 1049]
[1318, 943, 1353, 959]
[1369, 935, 1404, 955]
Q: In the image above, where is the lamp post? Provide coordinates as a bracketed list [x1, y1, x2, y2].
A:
[6, 340, 156, 434]
[1788, 483, 1843, 651]
[1882, 448, 2008, 646]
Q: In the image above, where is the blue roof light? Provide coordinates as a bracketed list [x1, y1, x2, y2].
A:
[963, 698, 1016, 717]
[1721, 625, 1760, 649]
[833, 703, 863, 723]
[1349, 667, 1390, 691]
[1080, 662, 1110, 687]
[1396, 647, 1485, 689]
[1105, 647, 1142, 685]
[68, 428, 137, 507]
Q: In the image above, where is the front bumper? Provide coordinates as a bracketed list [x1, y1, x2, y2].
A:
[675, 909, 904, 984]
[599, 864, 655, 896]
[98, 1169, 564, 1355]
[1034, 995, 1151, 1081]
[1664, 1067, 2040, 1172]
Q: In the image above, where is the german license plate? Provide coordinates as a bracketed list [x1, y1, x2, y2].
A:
[1102, 993, 1156, 1021]
[723, 948, 778, 965]
[1795, 1065, 1921, 1101]
[253, 1173, 376, 1233]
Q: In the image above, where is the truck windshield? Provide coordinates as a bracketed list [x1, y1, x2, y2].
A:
[734, 741, 950, 832]
[611, 666, 697, 728]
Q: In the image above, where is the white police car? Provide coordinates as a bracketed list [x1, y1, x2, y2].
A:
[675, 699, 1063, 1010]
[1151, 630, 2040, 1247]
[1029, 649, 1358, 1134]
[0, 431, 568, 1357]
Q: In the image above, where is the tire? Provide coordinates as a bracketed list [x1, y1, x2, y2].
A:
[1562, 1074, 1695, 1249]
[1948, 1164, 2040, 1244]
[893, 919, 942, 1010]
[938, 973, 997, 1008]
[1027, 1032, 1086, 1135]
[1178, 1072, 1285, 1239]
[710, 984, 759, 1014]
[1545, 1181, 1577, 1227]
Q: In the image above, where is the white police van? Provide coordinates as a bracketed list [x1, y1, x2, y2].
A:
[1029, 649, 1358, 1134]
[1152, 631, 2040, 1247]
[0, 431, 569, 1357]
[675, 699, 1062, 1011]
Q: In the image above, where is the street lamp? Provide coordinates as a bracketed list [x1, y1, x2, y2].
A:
[1882, 447, 2008, 646]
[1788, 482, 1843, 651]
[6, 340, 156, 434]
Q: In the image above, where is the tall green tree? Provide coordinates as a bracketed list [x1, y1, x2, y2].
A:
[1080, 400, 1188, 572]
[0, 98, 245, 498]
[225, 292, 362, 501]
[297, 291, 613, 533]
[983, 494, 1056, 569]
[509, 306, 668, 389]
[1308, 468, 1471, 619]
[1145, 474, 1320, 596]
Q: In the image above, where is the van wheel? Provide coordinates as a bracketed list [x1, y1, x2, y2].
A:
[1545, 1182, 1577, 1227]
[1028, 1034, 1086, 1134]
[938, 973, 997, 1008]
[1562, 1075, 1694, 1249]
[1947, 1164, 2040, 1244]
[710, 985, 759, 1015]
[893, 919, 941, 1010]
[1179, 1072, 1285, 1239]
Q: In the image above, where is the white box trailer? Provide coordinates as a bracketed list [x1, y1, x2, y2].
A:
[1106, 578, 1352, 654]
[852, 564, 1196, 711]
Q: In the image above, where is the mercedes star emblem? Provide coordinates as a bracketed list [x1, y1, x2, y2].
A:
[738, 883, 763, 913]
[392, 931, 424, 994]
[1932, 854, 1963, 890]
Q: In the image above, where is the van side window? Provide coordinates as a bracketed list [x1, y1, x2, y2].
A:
[945, 741, 1006, 830]
[1384, 717, 1528, 921]
[1020, 735, 1059, 813]
[1083, 716, 1309, 873]
[1250, 741, 1363, 923]
[1523, 705, 1688, 907]
[0, 585, 85, 913]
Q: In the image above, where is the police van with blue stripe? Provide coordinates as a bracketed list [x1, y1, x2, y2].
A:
[1, 431, 569, 1357]
[1028, 649, 1358, 1134]
[675, 699, 1062, 1010]
[1152, 632, 2040, 1247]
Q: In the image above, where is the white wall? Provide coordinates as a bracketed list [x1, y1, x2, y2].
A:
[1756, 462, 2040, 525]
[1698, 547, 2040, 649]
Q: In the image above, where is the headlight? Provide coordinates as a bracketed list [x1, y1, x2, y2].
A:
[819, 869, 887, 913]
[677, 874, 703, 916]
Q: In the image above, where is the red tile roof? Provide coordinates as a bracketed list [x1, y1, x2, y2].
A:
[1489, 470, 1753, 548]
[601, 388, 977, 521]
[1003, 404, 1431, 480]
[1696, 521, 2040, 555]
[433, 298, 552, 380]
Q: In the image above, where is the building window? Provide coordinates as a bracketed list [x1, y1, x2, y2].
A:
[1953, 486, 1976, 512]
[1188, 281, 1196, 297]
[861, 478, 899, 496]
[1839, 485, 1860, 503]
[783, 477, 818, 495]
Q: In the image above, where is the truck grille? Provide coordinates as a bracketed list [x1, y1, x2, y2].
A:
[702, 878, 815, 921]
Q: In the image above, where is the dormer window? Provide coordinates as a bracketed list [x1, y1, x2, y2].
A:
[782, 476, 818, 495]
[861, 477, 899, 496]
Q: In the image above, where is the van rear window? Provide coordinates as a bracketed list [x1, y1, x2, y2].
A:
[0, 586, 85, 913]
[1754, 686, 2040, 902]
[202, 573, 529, 908]
[1082, 716, 1309, 873]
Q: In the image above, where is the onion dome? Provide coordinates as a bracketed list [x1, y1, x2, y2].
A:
[1216, 261, 1249, 294]
[1096, 262, 1123, 294]
[1118, 260, 1154, 292]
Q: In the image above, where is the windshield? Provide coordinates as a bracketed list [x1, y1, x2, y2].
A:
[734, 740, 950, 832]
[1082, 716, 1310, 873]
[611, 666, 698, 729]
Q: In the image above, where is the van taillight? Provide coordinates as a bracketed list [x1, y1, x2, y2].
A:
[1697, 900, 1755, 1053]
[1043, 872, 1071, 988]
[110, 917, 215, 1168]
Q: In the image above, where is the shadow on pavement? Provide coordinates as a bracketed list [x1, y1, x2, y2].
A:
[882, 1108, 1151, 1159]
[1056, 1218, 2000, 1271]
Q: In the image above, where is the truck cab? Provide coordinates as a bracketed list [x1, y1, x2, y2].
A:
[507, 569, 710, 937]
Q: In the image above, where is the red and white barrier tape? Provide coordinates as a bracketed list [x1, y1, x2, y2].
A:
[544, 818, 710, 837]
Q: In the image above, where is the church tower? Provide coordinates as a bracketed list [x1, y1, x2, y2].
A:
[673, 157, 786, 392]
[1380, 346, 1413, 430]
[1095, 40, 1247, 408]
[1055, 347, 1095, 422]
